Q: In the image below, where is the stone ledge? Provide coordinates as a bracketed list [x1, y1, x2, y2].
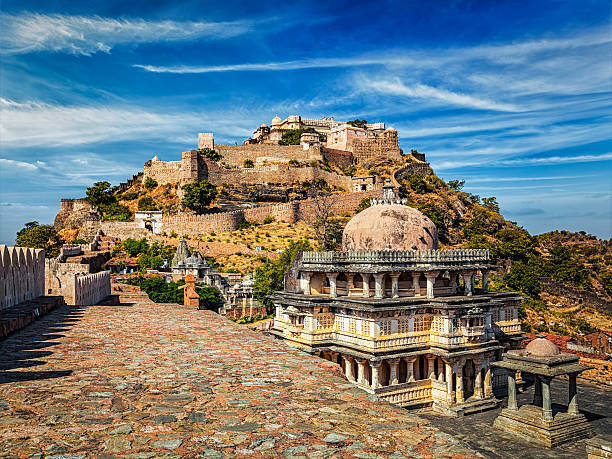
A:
[0, 296, 65, 340]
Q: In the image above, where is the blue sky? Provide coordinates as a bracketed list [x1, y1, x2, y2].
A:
[0, 0, 611, 245]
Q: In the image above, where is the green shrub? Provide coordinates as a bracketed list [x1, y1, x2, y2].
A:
[263, 216, 275, 224]
[15, 221, 61, 258]
[144, 177, 158, 190]
[138, 196, 158, 211]
[243, 159, 254, 168]
[198, 148, 222, 161]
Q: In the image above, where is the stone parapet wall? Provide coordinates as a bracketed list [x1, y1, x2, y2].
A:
[216, 144, 323, 166]
[100, 221, 152, 240]
[0, 245, 45, 311]
[209, 164, 352, 189]
[67, 271, 111, 306]
[162, 190, 381, 237]
[322, 148, 354, 168]
[394, 162, 433, 179]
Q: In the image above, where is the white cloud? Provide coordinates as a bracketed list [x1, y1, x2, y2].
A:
[0, 158, 40, 170]
[361, 78, 519, 112]
[0, 12, 254, 55]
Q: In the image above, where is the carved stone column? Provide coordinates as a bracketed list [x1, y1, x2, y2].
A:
[482, 270, 489, 292]
[462, 271, 474, 296]
[302, 272, 312, 295]
[484, 367, 492, 398]
[360, 273, 370, 298]
[411, 272, 421, 296]
[356, 359, 367, 385]
[427, 356, 436, 380]
[568, 373, 579, 415]
[405, 357, 416, 382]
[370, 361, 382, 389]
[456, 363, 465, 404]
[474, 366, 484, 399]
[507, 370, 518, 410]
[390, 273, 400, 298]
[327, 272, 338, 298]
[343, 355, 355, 382]
[541, 376, 553, 422]
[374, 273, 384, 299]
[445, 361, 454, 404]
[389, 358, 400, 385]
[425, 272, 439, 299]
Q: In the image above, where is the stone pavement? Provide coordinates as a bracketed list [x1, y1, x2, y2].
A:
[0, 301, 479, 458]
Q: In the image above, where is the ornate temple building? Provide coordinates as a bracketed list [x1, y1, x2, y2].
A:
[271, 181, 523, 415]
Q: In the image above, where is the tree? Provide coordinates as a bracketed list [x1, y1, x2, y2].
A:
[181, 181, 218, 214]
[447, 180, 465, 191]
[356, 197, 371, 213]
[346, 119, 368, 129]
[198, 148, 222, 161]
[253, 239, 312, 309]
[482, 196, 500, 213]
[138, 196, 158, 211]
[504, 260, 541, 298]
[279, 128, 322, 145]
[16, 221, 61, 258]
[308, 181, 340, 250]
[243, 159, 254, 168]
[144, 177, 158, 190]
[86, 181, 116, 207]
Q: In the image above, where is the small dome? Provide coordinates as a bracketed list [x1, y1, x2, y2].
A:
[271, 114, 282, 126]
[260, 123, 268, 128]
[525, 335, 560, 358]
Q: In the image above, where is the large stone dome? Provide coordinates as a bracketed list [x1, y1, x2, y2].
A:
[342, 181, 439, 251]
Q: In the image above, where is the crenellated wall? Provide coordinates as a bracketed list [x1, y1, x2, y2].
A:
[0, 245, 45, 310]
[69, 271, 111, 306]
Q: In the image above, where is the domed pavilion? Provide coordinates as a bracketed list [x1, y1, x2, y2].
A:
[271, 181, 523, 416]
[492, 334, 594, 447]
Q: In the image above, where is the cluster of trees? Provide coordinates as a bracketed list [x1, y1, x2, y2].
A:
[86, 181, 132, 221]
[124, 276, 222, 310]
[346, 119, 368, 129]
[253, 240, 312, 310]
[112, 238, 175, 271]
[198, 148, 222, 161]
[15, 221, 62, 258]
[279, 128, 324, 145]
[181, 181, 218, 214]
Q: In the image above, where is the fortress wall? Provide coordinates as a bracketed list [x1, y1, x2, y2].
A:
[68, 271, 111, 306]
[208, 165, 352, 189]
[162, 189, 381, 237]
[216, 144, 323, 166]
[143, 159, 182, 185]
[45, 258, 90, 302]
[100, 221, 153, 240]
[0, 245, 45, 310]
[349, 137, 402, 163]
[322, 148, 354, 169]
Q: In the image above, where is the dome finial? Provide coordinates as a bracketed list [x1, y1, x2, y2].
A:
[370, 178, 407, 206]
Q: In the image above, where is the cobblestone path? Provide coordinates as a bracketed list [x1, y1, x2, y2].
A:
[0, 302, 479, 458]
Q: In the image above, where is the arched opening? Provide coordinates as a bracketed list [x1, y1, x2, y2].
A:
[337, 272, 348, 296]
[463, 360, 476, 399]
[144, 221, 153, 232]
[398, 272, 411, 296]
[399, 358, 407, 383]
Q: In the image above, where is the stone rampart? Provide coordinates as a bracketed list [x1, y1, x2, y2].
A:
[100, 221, 153, 240]
[0, 245, 45, 310]
[55, 199, 101, 230]
[45, 258, 90, 300]
[349, 137, 402, 164]
[162, 190, 381, 237]
[209, 164, 352, 189]
[216, 144, 323, 166]
[67, 271, 111, 306]
[143, 158, 182, 185]
[394, 162, 433, 180]
[322, 148, 354, 168]
[112, 172, 143, 194]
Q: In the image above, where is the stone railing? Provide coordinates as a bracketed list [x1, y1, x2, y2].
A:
[0, 245, 45, 310]
[374, 379, 432, 406]
[301, 249, 490, 265]
[493, 321, 522, 335]
[374, 332, 430, 350]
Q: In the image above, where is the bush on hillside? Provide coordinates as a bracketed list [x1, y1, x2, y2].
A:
[15, 221, 61, 258]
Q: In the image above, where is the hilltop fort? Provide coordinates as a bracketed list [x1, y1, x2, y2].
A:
[54, 115, 431, 241]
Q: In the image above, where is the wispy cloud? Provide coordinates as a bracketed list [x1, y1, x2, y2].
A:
[0, 12, 254, 55]
[0, 158, 41, 171]
[361, 77, 519, 112]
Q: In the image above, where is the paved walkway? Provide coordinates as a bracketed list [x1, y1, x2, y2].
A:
[0, 301, 478, 458]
